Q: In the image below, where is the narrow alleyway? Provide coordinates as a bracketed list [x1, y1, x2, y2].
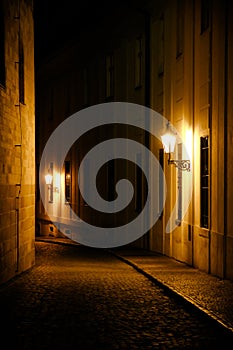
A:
[1, 241, 232, 349]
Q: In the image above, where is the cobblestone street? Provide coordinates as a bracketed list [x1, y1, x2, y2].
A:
[1, 241, 233, 349]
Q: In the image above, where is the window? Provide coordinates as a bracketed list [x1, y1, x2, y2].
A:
[83, 67, 89, 107]
[48, 162, 53, 203]
[49, 86, 54, 120]
[19, 39, 24, 103]
[107, 160, 115, 202]
[135, 153, 142, 212]
[158, 14, 164, 76]
[65, 161, 71, 203]
[0, 0, 5, 87]
[36, 163, 40, 202]
[200, 136, 209, 228]
[159, 148, 164, 218]
[66, 84, 70, 117]
[135, 37, 142, 88]
[201, 0, 210, 34]
[176, 0, 184, 57]
[105, 54, 114, 99]
[80, 158, 89, 206]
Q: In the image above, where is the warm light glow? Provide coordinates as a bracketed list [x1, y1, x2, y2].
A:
[161, 131, 176, 153]
[54, 172, 61, 192]
[185, 128, 192, 160]
[45, 173, 53, 185]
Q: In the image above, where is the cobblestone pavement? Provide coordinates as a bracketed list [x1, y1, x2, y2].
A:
[1, 240, 233, 350]
[110, 246, 233, 334]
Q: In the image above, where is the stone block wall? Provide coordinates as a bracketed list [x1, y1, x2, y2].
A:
[0, 0, 35, 284]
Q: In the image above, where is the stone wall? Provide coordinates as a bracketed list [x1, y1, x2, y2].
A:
[0, 0, 35, 284]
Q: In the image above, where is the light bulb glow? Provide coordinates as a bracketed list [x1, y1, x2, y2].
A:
[161, 131, 176, 153]
[45, 173, 53, 185]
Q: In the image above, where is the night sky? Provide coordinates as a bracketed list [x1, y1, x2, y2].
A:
[33, 0, 103, 63]
[34, 1, 134, 63]
[33, 0, 151, 65]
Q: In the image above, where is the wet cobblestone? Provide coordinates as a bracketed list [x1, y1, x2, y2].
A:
[0, 241, 233, 349]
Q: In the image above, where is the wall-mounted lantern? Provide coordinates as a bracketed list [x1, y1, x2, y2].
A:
[45, 163, 53, 202]
[161, 122, 191, 172]
[45, 172, 53, 186]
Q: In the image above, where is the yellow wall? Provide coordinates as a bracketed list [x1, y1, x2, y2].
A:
[36, 0, 233, 280]
[0, 0, 35, 284]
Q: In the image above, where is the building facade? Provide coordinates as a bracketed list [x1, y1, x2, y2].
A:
[0, 0, 35, 284]
[36, 0, 233, 280]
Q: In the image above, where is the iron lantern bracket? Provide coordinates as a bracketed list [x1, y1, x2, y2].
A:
[168, 158, 191, 171]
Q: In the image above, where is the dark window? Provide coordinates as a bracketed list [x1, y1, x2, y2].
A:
[0, 0, 5, 87]
[176, 0, 184, 57]
[36, 163, 40, 202]
[19, 39, 24, 103]
[83, 67, 89, 107]
[201, 0, 210, 33]
[135, 153, 142, 212]
[107, 160, 115, 202]
[80, 158, 89, 207]
[49, 86, 54, 120]
[200, 136, 209, 228]
[135, 37, 142, 88]
[65, 161, 71, 203]
[105, 54, 114, 99]
[158, 14, 164, 76]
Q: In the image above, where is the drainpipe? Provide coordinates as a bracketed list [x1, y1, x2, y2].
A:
[191, 0, 195, 268]
[208, 2, 213, 275]
[223, 0, 228, 279]
[144, 11, 150, 250]
[14, 0, 22, 272]
[15, 192, 20, 272]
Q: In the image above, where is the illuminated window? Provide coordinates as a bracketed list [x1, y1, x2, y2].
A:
[65, 161, 71, 203]
[105, 53, 114, 99]
[200, 136, 209, 228]
[159, 148, 164, 218]
[0, 0, 5, 87]
[135, 37, 142, 88]
[176, 0, 184, 58]
[48, 162, 53, 203]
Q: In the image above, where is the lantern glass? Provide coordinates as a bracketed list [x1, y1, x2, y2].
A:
[161, 131, 176, 153]
[45, 173, 53, 185]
